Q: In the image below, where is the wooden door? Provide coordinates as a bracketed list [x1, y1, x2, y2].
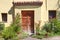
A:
[22, 11, 34, 33]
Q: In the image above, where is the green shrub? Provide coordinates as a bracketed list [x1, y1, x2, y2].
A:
[32, 30, 47, 39]
[39, 30, 47, 35]
[0, 22, 4, 31]
[19, 32, 29, 39]
[33, 19, 60, 39]
[48, 32, 55, 37]
[11, 13, 21, 33]
[36, 21, 41, 35]
[50, 19, 60, 33]
[0, 22, 5, 38]
[1, 13, 21, 40]
[35, 35, 44, 39]
[35, 21, 48, 39]
[10, 23, 21, 34]
[43, 19, 59, 33]
[43, 22, 52, 32]
[43, 18, 60, 37]
[2, 27, 17, 40]
[32, 34, 44, 39]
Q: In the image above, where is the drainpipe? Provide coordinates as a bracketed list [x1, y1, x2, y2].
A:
[45, 0, 47, 10]
[56, 0, 60, 10]
[13, 0, 15, 23]
[56, 0, 60, 21]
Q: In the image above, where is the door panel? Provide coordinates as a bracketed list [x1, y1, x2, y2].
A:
[22, 11, 34, 33]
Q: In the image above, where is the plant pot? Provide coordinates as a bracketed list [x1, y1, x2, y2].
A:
[45, 33, 48, 38]
[17, 32, 20, 34]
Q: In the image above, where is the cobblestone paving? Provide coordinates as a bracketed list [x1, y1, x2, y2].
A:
[22, 36, 60, 40]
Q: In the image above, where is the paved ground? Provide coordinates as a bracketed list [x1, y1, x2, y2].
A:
[42, 36, 60, 40]
[22, 37, 40, 40]
[22, 36, 60, 40]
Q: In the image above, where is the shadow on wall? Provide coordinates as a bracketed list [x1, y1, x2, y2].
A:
[15, 6, 41, 9]
[8, 6, 15, 22]
[8, 6, 14, 14]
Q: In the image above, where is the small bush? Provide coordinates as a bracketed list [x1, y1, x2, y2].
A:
[19, 32, 29, 39]
[42, 19, 60, 37]
[2, 27, 17, 40]
[0, 22, 5, 38]
[1, 13, 21, 40]
[32, 30, 47, 39]
[48, 32, 55, 37]
[32, 34, 44, 39]
[0, 22, 4, 31]
[36, 21, 41, 35]
[43, 19, 60, 33]
[11, 13, 21, 33]
[43, 22, 52, 32]
[10, 23, 21, 34]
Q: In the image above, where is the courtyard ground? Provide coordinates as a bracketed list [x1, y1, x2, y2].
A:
[22, 36, 60, 40]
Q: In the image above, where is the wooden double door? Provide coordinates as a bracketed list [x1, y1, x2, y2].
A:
[21, 10, 34, 34]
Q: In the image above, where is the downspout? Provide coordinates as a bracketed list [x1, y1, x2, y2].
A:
[45, 0, 47, 10]
[56, 0, 59, 10]
[45, 0, 49, 22]
[56, 0, 60, 21]
[12, 0, 15, 23]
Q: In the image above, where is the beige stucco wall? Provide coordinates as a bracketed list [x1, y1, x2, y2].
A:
[40, 0, 58, 29]
[0, 0, 59, 28]
[40, 0, 48, 28]
[47, 0, 58, 10]
[0, 0, 13, 27]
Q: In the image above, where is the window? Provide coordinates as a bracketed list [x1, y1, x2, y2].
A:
[2, 13, 7, 22]
[49, 10, 56, 19]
